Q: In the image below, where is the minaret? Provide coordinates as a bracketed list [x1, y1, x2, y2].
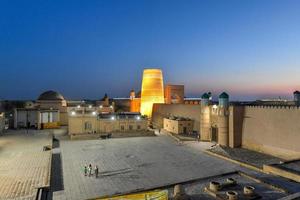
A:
[140, 69, 164, 117]
[130, 90, 136, 100]
[217, 92, 229, 146]
[200, 93, 211, 141]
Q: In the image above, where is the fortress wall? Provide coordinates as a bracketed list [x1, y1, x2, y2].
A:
[241, 105, 300, 159]
[152, 104, 201, 132]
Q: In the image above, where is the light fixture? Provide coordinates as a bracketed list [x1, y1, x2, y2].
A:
[136, 116, 141, 120]
[71, 111, 76, 116]
[77, 105, 81, 108]
[89, 105, 92, 108]
[92, 111, 96, 115]
[213, 105, 218, 109]
[99, 105, 103, 108]
[111, 116, 115, 120]
[110, 105, 113, 108]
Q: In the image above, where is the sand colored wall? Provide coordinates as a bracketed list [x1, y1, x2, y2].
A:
[241, 106, 300, 159]
[68, 116, 148, 135]
[152, 104, 201, 132]
[163, 118, 193, 134]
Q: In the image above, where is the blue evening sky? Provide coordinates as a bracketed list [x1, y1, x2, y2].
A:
[0, 0, 300, 100]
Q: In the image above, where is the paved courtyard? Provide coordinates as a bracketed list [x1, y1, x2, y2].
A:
[56, 135, 240, 200]
[0, 130, 52, 200]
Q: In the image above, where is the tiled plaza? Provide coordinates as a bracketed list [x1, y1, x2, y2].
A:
[56, 135, 240, 200]
[0, 130, 52, 200]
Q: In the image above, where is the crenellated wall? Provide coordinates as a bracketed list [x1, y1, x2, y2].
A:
[240, 105, 300, 159]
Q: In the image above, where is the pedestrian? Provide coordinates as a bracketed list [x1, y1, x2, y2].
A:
[84, 165, 87, 176]
[88, 164, 92, 176]
[94, 165, 99, 178]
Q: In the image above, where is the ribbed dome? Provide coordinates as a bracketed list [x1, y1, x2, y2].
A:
[219, 92, 229, 99]
[38, 90, 64, 101]
[201, 93, 209, 99]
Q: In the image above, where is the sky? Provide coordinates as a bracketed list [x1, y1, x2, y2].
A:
[0, 0, 300, 101]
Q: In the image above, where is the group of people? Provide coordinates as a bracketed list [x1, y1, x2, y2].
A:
[84, 164, 99, 178]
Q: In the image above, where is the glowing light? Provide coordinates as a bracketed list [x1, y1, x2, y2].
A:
[111, 116, 115, 120]
[212, 105, 218, 109]
[110, 105, 113, 108]
[77, 105, 81, 108]
[89, 105, 92, 108]
[71, 111, 76, 116]
[92, 111, 96, 115]
[99, 105, 103, 108]
[140, 69, 165, 117]
[136, 116, 141, 120]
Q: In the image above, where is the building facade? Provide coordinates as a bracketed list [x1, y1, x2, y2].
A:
[163, 116, 194, 134]
[68, 112, 148, 135]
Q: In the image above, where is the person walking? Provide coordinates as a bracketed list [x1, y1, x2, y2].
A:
[84, 165, 87, 176]
[94, 165, 99, 178]
[88, 164, 92, 177]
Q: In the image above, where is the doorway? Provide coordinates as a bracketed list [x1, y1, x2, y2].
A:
[211, 127, 218, 142]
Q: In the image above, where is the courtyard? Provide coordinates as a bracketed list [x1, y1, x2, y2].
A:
[54, 134, 240, 200]
[1, 129, 300, 200]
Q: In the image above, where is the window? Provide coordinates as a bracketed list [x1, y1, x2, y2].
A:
[137, 125, 141, 130]
[84, 122, 92, 130]
[121, 125, 124, 131]
[129, 125, 133, 130]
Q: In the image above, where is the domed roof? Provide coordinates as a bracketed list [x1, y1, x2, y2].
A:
[38, 90, 64, 101]
[219, 92, 229, 99]
[294, 90, 300, 94]
[201, 93, 209, 99]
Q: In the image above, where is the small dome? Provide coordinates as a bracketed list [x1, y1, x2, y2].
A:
[294, 90, 300, 94]
[219, 92, 229, 99]
[201, 93, 209, 99]
[38, 90, 64, 101]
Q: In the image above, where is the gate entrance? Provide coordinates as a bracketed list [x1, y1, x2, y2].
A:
[211, 127, 218, 142]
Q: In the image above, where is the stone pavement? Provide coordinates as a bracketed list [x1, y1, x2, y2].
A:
[208, 145, 282, 169]
[0, 130, 52, 200]
[57, 135, 240, 200]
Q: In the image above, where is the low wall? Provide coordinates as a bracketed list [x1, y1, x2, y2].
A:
[241, 106, 300, 159]
[152, 104, 201, 132]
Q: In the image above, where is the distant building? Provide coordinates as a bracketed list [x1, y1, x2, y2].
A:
[36, 90, 68, 125]
[129, 90, 141, 112]
[14, 108, 60, 129]
[68, 112, 148, 135]
[163, 116, 193, 134]
[14, 90, 67, 129]
[165, 84, 184, 104]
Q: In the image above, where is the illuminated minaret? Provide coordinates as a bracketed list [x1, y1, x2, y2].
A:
[217, 92, 229, 146]
[140, 69, 165, 117]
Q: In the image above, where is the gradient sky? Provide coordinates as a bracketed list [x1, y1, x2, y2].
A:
[1, 0, 300, 101]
